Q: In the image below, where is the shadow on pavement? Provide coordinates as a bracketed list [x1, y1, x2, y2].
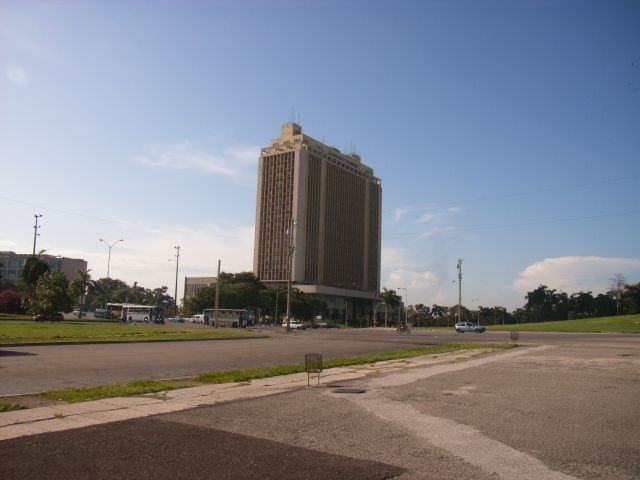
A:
[0, 417, 405, 480]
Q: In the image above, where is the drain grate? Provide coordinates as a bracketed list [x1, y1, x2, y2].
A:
[332, 388, 366, 394]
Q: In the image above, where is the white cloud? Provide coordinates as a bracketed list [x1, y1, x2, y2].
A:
[514, 256, 640, 295]
[394, 207, 409, 222]
[383, 269, 443, 306]
[417, 213, 437, 224]
[418, 226, 455, 239]
[381, 246, 411, 269]
[0, 28, 59, 62]
[415, 206, 461, 226]
[6, 66, 29, 85]
[133, 142, 260, 180]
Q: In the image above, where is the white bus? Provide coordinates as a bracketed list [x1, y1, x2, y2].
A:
[107, 303, 156, 323]
[202, 308, 253, 328]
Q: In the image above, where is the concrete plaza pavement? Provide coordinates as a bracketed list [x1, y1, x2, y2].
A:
[1, 339, 639, 479]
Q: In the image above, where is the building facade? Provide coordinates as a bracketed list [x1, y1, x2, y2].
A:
[253, 123, 382, 323]
[0, 251, 88, 283]
[183, 276, 217, 300]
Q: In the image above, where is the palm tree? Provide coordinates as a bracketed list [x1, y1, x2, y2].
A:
[380, 288, 400, 328]
[431, 304, 444, 321]
[69, 269, 95, 319]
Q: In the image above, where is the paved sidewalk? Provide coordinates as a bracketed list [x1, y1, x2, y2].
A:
[0, 348, 492, 442]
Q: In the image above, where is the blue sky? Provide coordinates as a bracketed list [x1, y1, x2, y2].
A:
[1, 1, 639, 310]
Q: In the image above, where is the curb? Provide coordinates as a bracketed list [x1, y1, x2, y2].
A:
[0, 335, 269, 348]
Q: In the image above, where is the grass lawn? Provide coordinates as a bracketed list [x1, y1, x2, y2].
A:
[37, 342, 514, 403]
[0, 321, 261, 344]
[489, 314, 640, 333]
[0, 313, 31, 322]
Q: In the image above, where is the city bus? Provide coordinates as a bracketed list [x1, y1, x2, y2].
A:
[106, 303, 156, 323]
[202, 308, 254, 328]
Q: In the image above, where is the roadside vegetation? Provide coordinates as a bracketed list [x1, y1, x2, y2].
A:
[0, 313, 31, 322]
[0, 322, 261, 344]
[30, 343, 513, 404]
[489, 314, 640, 333]
[0, 400, 27, 412]
[38, 380, 195, 404]
[197, 342, 514, 383]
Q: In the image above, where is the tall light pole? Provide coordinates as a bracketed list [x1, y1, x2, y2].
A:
[397, 287, 408, 325]
[99, 238, 123, 278]
[457, 258, 463, 323]
[214, 259, 220, 327]
[32, 214, 43, 255]
[173, 246, 180, 316]
[285, 218, 296, 332]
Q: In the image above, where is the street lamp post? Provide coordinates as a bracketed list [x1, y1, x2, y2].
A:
[32, 214, 43, 255]
[397, 287, 408, 325]
[285, 218, 296, 332]
[456, 259, 463, 323]
[99, 239, 123, 278]
[173, 246, 180, 317]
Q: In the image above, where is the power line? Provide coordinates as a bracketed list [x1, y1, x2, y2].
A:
[0, 195, 251, 240]
[458, 209, 640, 232]
[385, 174, 640, 214]
[386, 209, 640, 237]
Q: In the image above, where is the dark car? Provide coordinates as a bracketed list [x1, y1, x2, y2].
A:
[33, 313, 64, 322]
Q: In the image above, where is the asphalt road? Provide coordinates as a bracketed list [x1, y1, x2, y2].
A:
[0, 327, 638, 396]
[1, 334, 638, 479]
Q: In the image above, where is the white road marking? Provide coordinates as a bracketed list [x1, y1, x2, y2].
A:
[331, 346, 579, 480]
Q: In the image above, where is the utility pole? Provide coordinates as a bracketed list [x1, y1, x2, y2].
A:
[286, 218, 296, 332]
[214, 259, 221, 327]
[457, 258, 463, 323]
[173, 246, 180, 316]
[32, 214, 43, 255]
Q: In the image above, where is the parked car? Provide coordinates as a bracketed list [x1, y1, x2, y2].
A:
[33, 313, 64, 322]
[168, 316, 186, 323]
[455, 322, 486, 333]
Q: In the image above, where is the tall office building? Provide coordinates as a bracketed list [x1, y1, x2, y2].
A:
[254, 123, 381, 323]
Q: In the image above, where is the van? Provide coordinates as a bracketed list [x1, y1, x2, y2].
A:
[191, 314, 205, 324]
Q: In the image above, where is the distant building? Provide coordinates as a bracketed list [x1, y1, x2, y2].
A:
[253, 123, 382, 323]
[0, 251, 88, 283]
[183, 276, 217, 300]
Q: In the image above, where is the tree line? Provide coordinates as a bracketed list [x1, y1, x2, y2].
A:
[2, 256, 638, 326]
[379, 276, 640, 327]
[0, 255, 173, 317]
[0, 256, 326, 322]
[182, 272, 327, 322]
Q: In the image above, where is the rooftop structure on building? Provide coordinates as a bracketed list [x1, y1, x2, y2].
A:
[253, 123, 382, 324]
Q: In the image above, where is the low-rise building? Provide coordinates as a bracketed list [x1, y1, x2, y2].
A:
[183, 276, 217, 300]
[0, 251, 88, 283]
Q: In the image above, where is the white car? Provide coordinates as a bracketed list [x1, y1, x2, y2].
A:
[281, 322, 306, 330]
[455, 322, 486, 333]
